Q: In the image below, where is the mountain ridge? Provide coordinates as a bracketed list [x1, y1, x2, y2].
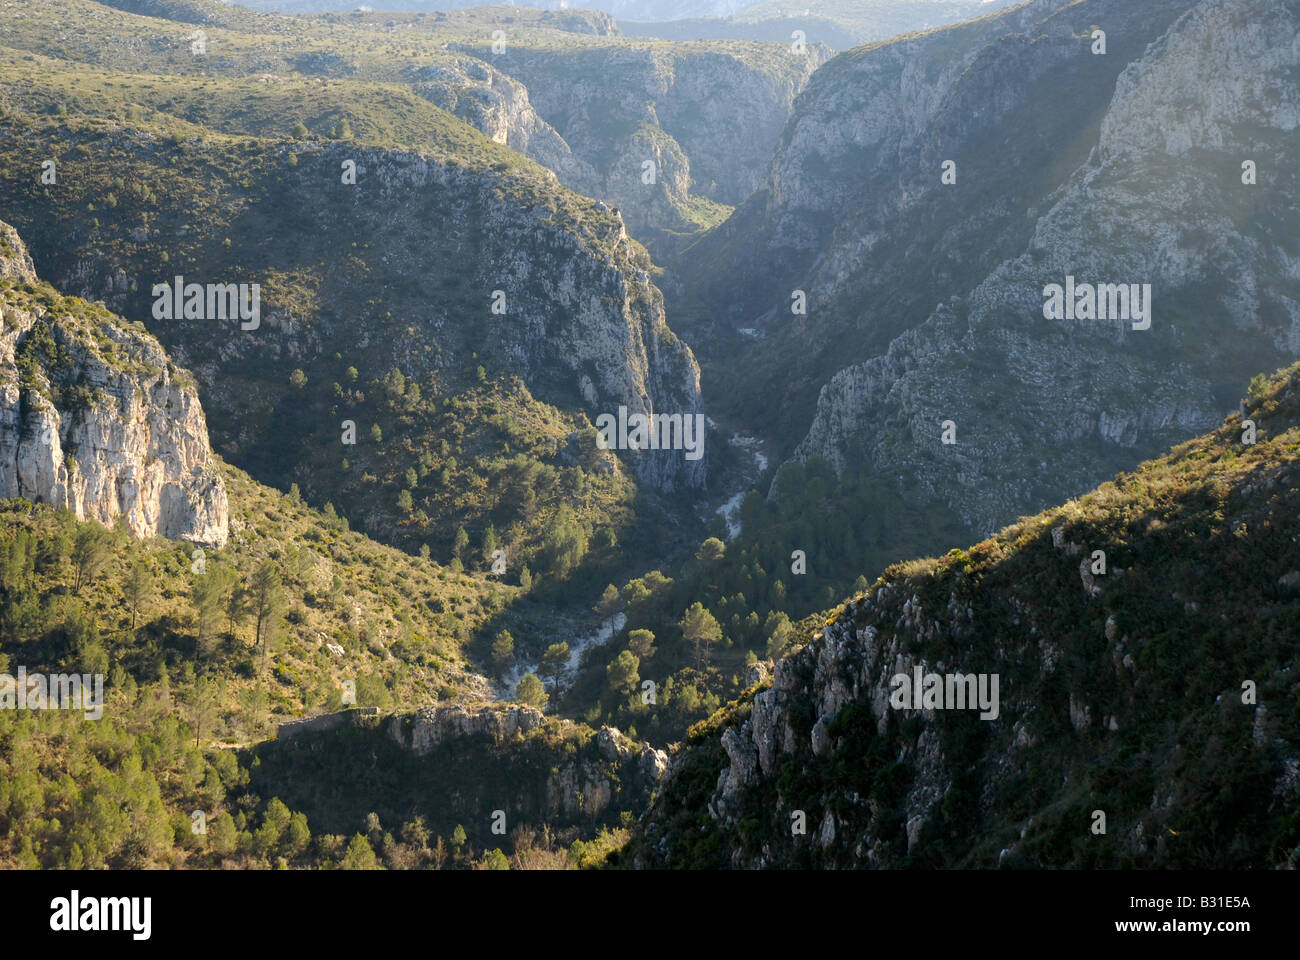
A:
[630, 361, 1300, 869]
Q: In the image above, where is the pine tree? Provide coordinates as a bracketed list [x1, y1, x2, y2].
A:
[491, 631, 515, 676]
[71, 524, 111, 593]
[606, 650, 639, 694]
[539, 643, 570, 695]
[680, 602, 722, 670]
[123, 561, 149, 631]
[339, 833, 381, 870]
[190, 573, 222, 660]
[627, 629, 656, 661]
[249, 560, 284, 674]
[514, 673, 547, 709]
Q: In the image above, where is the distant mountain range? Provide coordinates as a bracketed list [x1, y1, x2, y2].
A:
[233, 0, 1025, 48]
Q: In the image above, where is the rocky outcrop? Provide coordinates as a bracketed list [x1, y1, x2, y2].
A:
[597, 724, 670, 779]
[0, 221, 228, 546]
[263, 699, 669, 835]
[381, 705, 667, 822]
[792, 0, 1300, 537]
[0, 222, 36, 283]
[388, 710, 669, 818]
[277, 706, 378, 741]
[391, 704, 546, 755]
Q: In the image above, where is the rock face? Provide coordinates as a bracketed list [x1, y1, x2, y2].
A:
[0, 220, 228, 546]
[313, 144, 707, 493]
[4, 129, 705, 497]
[262, 703, 668, 837]
[677, 0, 1205, 455]
[277, 706, 378, 741]
[394, 704, 547, 755]
[790, 0, 1300, 537]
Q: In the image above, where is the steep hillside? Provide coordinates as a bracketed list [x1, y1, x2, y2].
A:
[630, 363, 1300, 868]
[672, 0, 1201, 443]
[664, 0, 1297, 596]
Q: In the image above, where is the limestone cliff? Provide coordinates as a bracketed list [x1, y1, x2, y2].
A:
[0, 220, 227, 546]
[389, 707, 669, 820]
[409, 55, 599, 193]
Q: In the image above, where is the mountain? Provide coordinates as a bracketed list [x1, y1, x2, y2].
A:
[731, 0, 1026, 44]
[791, 0, 1300, 539]
[436, 27, 829, 245]
[629, 363, 1300, 869]
[668, 0, 1298, 567]
[236, 1, 1027, 49]
[302, 6, 830, 250]
[2, 0, 1296, 876]
[618, 16, 857, 51]
[238, 1, 752, 21]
